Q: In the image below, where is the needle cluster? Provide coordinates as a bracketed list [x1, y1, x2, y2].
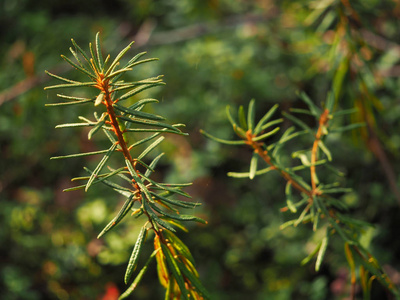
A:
[202, 93, 399, 299]
[45, 33, 209, 299]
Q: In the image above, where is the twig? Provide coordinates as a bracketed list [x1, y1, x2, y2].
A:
[310, 109, 330, 193]
[0, 64, 69, 107]
[245, 130, 312, 197]
[138, 13, 271, 47]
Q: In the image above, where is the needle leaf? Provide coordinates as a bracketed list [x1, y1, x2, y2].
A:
[125, 226, 147, 284]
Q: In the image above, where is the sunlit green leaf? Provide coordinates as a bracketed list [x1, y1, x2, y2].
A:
[112, 77, 163, 91]
[249, 153, 258, 180]
[237, 105, 247, 130]
[320, 187, 352, 194]
[106, 67, 133, 79]
[45, 70, 80, 84]
[129, 132, 161, 148]
[227, 166, 273, 178]
[98, 195, 135, 239]
[125, 226, 147, 284]
[117, 82, 166, 102]
[71, 38, 92, 65]
[46, 98, 94, 107]
[117, 115, 181, 133]
[105, 41, 135, 77]
[150, 192, 199, 209]
[44, 81, 97, 90]
[260, 118, 283, 131]
[301, 240, 322, 266]
[69, 46, 86, 69]
[254, 104, 279, 135]
[119, 250, 158, 300]
[247, 99, 256, 132]
[88, 119, 106, 140]
[294, 204, 311, 227]
[138, 137, 164, 160]
[141, 176, 191, 198]
[285, 182, 297, 213]
[143, 200, 175, 232]
[164, 230, 195, 265]
[144, 153, 165, 177]
[127, 58, 159, 69]
[252, 127, 280, 142]
[85, 142, 118, 191]
[149, 202, 206, 224]
[290, 160, 326, 171]
[176, 260, 210, 299]
[318, 140, 332, 161]
[124, 127, 187, 135]
[160, 218, 189, 232]
[125, 159, 154, 204]
[200, 130, 246, 145]
[160, 243, 189, 300]
[297, 91, 321, 116]
[126, 51, 147, 66]
[280, 214, 313, 230]
[114, 103, 165, 121]
[94, 92, 104, 106]
[89, 42, 101, 73]
[95, 32, 104, 70]
[51, 149, 109, 160]
[60, 54, 97, 79]
[315, 234, 329, 272]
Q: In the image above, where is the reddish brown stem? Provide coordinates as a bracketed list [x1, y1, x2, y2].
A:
[245, 130, 312, 197]
[102, 82, 135, 165]
[96, 74, 161, 234]
[310, 109, 330, 194]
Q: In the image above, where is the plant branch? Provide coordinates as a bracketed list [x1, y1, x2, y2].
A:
[310, 109, 330, 193]
[245, 130, 312, 197]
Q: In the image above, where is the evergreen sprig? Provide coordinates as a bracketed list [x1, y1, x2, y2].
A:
[201, 95, 400, 299]
[46, 33, 208, 299]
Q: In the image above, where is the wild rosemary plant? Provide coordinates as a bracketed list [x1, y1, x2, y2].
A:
[306, 0, 400, 203]
[201, 94, 400, 299]
[45, 33, 209, 300]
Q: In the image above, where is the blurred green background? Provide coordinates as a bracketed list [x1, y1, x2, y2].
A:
[1, 0, 400, 299]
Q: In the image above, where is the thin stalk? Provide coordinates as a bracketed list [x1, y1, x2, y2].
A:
[310, 109, 330, 193]
[97, 74, 161, 235]
[245, 130, 312, 197]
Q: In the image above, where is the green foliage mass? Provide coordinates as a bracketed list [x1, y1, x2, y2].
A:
[1, 0, 400, 299]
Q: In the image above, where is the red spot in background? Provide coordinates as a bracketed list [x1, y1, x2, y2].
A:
[100, 282, 120, 300]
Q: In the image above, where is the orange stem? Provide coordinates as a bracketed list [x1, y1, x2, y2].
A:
[245, 130, 312, 197]
[310, 109, 330, 193]
[96, 74, 162, 233]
